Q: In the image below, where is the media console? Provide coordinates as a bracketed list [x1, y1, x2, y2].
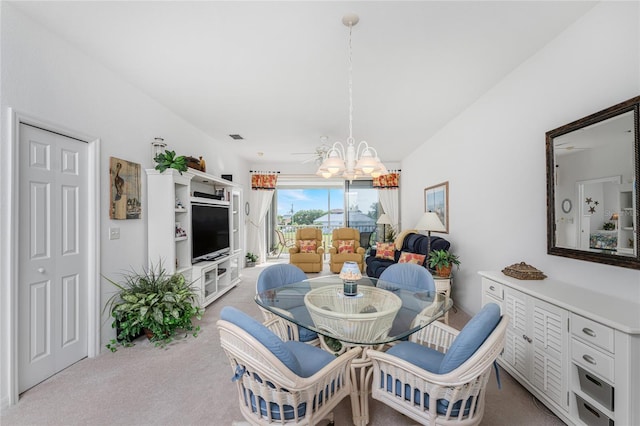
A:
[146, 167, 243, 308]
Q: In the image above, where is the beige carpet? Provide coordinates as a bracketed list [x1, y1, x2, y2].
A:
[1, 258, 565, 425]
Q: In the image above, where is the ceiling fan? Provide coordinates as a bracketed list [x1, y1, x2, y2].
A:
[291, 137, 331, 164]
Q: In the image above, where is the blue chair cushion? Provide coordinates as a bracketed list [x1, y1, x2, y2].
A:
[284, 341, 335, 378]
[386, 341, 445, 372]
[439, 303, 501, 374]
[379, 263, 435, 292]
[288, 305, 319, 342]
[256, 264, 307, 292]
[221, 306, 302, 376]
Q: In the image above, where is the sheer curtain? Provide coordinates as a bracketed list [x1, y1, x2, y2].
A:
[247, 173, 278, 264]
[374, 172, 400, 234]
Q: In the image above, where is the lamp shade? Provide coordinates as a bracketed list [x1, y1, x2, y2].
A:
[415, 212, 446, 232]
[377, 213, 392, 225]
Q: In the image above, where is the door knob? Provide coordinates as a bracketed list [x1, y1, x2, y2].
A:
[37, 267, 45, 274]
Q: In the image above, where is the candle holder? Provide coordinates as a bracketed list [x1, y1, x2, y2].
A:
[339, 261, 362, 296]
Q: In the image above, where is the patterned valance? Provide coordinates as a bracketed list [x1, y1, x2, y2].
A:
[251, 173, 278, 190]
[373, 172, 399, 189]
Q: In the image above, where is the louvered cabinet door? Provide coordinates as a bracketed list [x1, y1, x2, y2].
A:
[504, 290, 530, 378]
[532, 299, 568, 408]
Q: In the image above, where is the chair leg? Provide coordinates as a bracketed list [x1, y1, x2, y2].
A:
[277, 245, 284, 259]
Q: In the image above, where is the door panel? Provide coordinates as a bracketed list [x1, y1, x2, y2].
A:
[19, 124, 88, 392]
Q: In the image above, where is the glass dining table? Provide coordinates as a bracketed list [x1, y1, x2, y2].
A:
[255, 274, 453, 426]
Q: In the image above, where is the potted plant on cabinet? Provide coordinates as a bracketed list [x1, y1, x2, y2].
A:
[153, 149, 188, 174]
[104, 262, 202, 351]
[245, 252, 258, 267]
[427, 249, 461, 278]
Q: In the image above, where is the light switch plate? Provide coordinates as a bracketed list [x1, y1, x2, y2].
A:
[109, 227, 120, 240]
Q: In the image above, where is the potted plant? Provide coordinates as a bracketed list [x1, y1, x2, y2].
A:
[153, 149, 188, 174]
[246, 252, 258, 267]
[104, 262, 202, 351]
[427, 249, 461, 277]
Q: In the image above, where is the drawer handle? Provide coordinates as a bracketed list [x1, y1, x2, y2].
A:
[522, 334, 532, 344]
[582, 354, 597, 365]
[583, 403, 601, 418]
[585, 373, 602, 388]
[489, 285, 495, 291]
[582, 327, 596, 338]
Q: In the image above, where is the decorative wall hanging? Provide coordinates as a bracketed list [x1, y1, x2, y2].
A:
[585, 197, 599, 214]
[424, 181, 449, 233]
[109, 156, 141, 220]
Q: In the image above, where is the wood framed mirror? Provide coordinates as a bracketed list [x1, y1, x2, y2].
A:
[546, 95, 639, 269]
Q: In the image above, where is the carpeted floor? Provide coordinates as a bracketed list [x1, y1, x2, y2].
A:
[1, 258, 565, 425]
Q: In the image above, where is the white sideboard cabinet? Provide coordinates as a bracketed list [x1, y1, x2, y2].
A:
[146, 168, 243, 307]
[480, 271, 640, 426]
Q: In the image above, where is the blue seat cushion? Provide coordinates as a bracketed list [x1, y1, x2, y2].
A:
[284, 341, 335, 378]
[386, 341, 445, 372]
[439, 303, 501, 374]
[221, 306, 302, 376]
[288, 305, 319, 342]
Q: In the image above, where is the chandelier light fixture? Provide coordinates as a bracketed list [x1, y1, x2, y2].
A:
[317, 13, 387, 182]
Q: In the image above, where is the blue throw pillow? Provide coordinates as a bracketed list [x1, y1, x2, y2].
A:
[439, 303, 501, 374]
[220, 306, 302, 376]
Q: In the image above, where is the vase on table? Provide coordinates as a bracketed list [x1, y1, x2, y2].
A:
[339, 261, 362, 296]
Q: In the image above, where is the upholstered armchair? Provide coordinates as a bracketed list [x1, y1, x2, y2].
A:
[289, 227, 324, 273]
[218, 306, 361, 425]
[368, 303, 509, 425]
[328, 227, 365, 273]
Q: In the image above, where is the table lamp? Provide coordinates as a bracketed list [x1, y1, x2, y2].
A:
[339, 261, 362, 296]
[415, 211, 446, 254]
[377, 213, 392, 242]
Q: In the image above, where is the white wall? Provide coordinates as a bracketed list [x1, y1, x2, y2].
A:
[0, 3, 249, 407]
[401, 2, 640, 316]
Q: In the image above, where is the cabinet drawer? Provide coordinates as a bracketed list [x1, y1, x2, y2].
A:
[483, 278, 504, 300]
[576, 394, 614, 426]
[571, 339, 614, 383]
[571, 314, 614, 353]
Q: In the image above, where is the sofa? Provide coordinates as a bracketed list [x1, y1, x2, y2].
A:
[365, 230, 450, 278]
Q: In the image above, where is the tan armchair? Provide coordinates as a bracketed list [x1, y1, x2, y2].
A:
[289, 227, 324, 273]
[329, 227, 365, 273]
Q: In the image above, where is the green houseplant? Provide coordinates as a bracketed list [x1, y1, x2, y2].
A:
[245, 252, 258, 267]
[153, 149, 188, 174]
[104, 263, 202, 351]
[427, 249, 461, 277]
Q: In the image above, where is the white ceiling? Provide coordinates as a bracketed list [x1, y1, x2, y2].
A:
[10, 1, 597, 166]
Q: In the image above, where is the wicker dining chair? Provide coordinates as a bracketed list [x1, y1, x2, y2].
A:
[368, 303, 508, 426]
[255, 263, 319, 345]
[218, 306, 361, 425]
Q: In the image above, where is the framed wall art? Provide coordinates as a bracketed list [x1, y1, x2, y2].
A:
[109, 156, 141, 220]
[424, 181, 449, 233]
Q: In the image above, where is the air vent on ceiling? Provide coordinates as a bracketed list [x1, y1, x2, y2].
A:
[229, 134, 244, 140]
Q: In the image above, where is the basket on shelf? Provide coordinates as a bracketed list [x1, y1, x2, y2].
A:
[304, 285, 401, 342]
[502, 262, 547, 280]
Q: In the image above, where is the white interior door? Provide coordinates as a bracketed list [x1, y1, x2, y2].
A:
[18, 124, 89, 392]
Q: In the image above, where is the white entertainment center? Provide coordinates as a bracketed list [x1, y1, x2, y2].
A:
[146, 168, 243, 307]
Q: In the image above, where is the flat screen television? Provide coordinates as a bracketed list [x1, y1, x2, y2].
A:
[191, 202, 230, 262]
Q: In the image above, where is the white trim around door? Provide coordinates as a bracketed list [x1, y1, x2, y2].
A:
[3, 109, 100, 407]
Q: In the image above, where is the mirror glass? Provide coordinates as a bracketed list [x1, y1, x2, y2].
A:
[546, 96, 639, 269]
